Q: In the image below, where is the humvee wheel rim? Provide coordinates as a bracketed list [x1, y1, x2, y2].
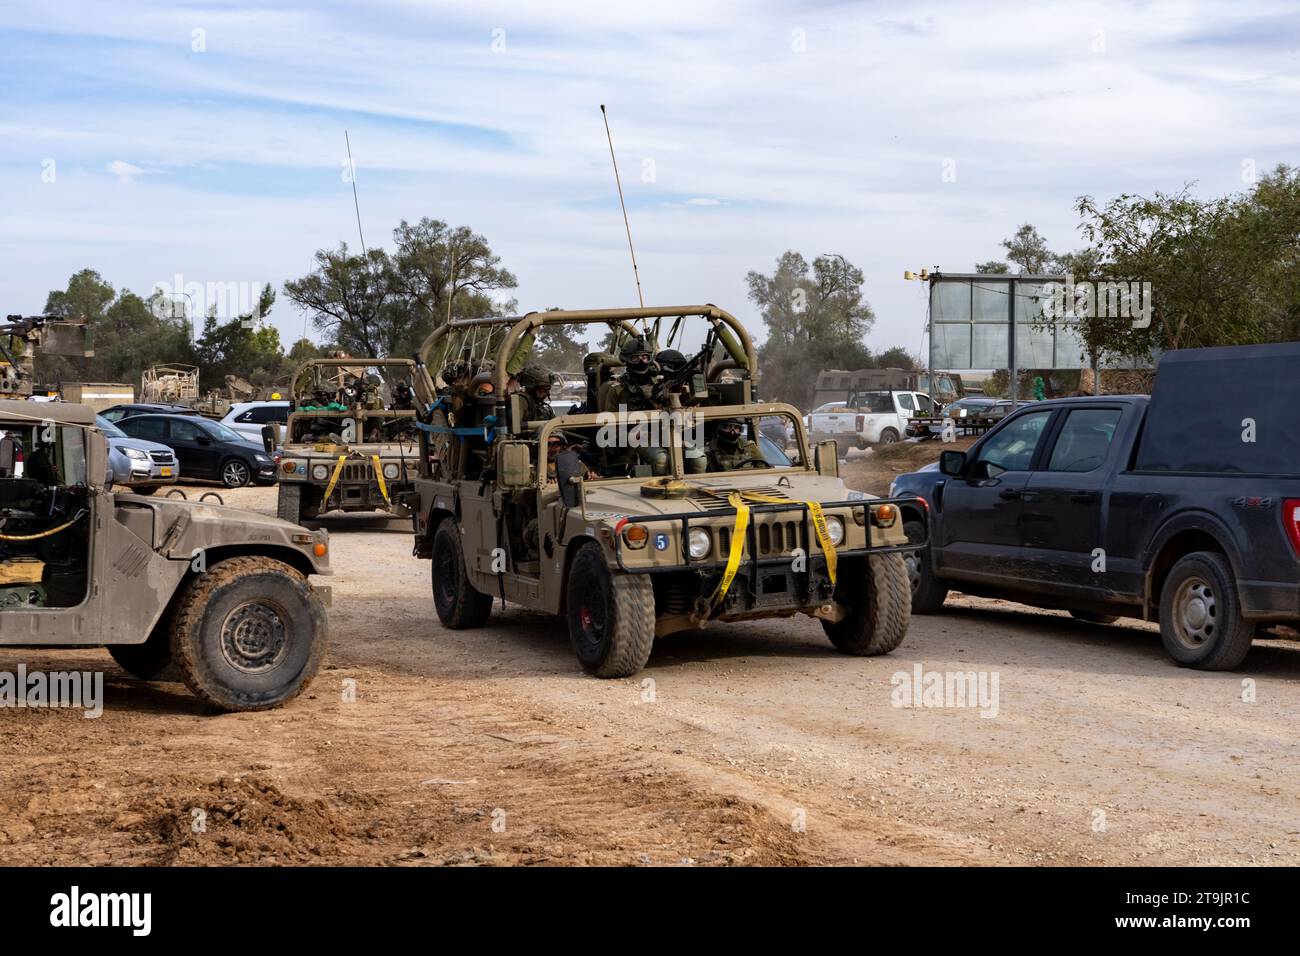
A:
[220, 600, 289, 673]
[1172, 576, 1215, 649]
[223, 461, 250, 486]
[574, 583, 606, 652]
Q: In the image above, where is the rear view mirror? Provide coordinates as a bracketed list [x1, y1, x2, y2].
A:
[497, 441, 533, 490]
[815, 440, 839, 477]
[556, 450, 583, 508]
[0, 437, 14, 478]
[940, 450, 966, 476]
[262, 422, 282, 456]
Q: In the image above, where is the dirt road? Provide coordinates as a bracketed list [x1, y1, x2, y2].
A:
[3, 483, 1298, 866]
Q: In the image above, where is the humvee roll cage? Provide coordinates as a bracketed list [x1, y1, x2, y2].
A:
[416, 304, 758, 406]
[610, 494, 927, 574]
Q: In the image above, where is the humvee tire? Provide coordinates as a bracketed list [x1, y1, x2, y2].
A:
[278, 484, 301, 524]
[566, 541, 655, 678]
[822, 552, 910, 655]
[108, 628, 173, 680]
[431, 519, 493, 628]
[170, 556, 327, 711]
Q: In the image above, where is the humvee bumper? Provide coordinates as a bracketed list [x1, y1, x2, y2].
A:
[612, 495, 928, 575]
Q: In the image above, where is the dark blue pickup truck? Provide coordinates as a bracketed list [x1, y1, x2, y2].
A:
[890, 342, 1300, 670]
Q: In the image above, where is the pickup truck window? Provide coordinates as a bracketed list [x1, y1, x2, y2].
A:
[973, 410, 1051, 477]
[897, 393, 915, 412]
[1046, 408, 1122, 473]
[916, 394, 935, 415]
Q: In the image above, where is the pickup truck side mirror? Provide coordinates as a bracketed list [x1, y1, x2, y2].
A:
[940, 450, 967, 476]
[497, 441, 533, 490]
[815, 440, 839, 477]
[262, 422, 282, 456]
[0, 436, 14, 478]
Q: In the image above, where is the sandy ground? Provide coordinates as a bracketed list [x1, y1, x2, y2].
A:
[2, 476, 1299, 866]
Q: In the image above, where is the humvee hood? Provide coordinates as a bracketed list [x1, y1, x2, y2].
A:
[580, 473, 872, 519]
[144, 497, 330, 573]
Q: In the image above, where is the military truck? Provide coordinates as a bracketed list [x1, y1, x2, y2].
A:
[407, 306, 925, 678]
[274, 358, 428, 525]
[0, 399, 330, 711]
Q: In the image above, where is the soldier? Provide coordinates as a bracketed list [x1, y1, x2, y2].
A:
[598, 337, 657, 414]
[706, 418, 764, 472]
[516, 364, 557, 424]
[655, 348, 687, 374]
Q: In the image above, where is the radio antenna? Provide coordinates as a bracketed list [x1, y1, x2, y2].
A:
[344, 131, 368, 255]
[600, 104, 647, 344]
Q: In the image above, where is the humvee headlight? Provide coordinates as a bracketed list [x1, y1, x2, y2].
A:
[687, 528, 711, 559]
[383, 463, 400, 480]
[622, 524, 649, 549]
[825, 516, 845, 546]
[312, 464, 330, 480]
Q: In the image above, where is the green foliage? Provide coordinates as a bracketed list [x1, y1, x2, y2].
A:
[747, 251, 878, 408]
[283, 218, 518, 360]
[194, 285, 288, 385]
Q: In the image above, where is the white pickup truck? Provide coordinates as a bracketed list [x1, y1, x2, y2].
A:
[808, 389, 935, 451]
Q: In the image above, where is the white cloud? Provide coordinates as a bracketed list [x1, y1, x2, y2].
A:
[105, 160, 144, 183]
[685, 198, 722, 206]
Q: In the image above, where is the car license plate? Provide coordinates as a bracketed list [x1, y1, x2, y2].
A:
[160, 468, 172, 477]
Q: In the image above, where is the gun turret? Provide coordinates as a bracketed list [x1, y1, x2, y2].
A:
[0, 315, 92, 398]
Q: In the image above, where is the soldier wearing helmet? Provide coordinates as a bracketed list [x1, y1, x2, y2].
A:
[706, 418, 763, 472]
[598, 337, 657, 415]
[516, 364, 557, 423]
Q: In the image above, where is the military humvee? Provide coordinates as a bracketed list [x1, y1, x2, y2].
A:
[0, 399, 330, 711]
[407, 306, 925, 678]
[274, 358, 428, 524]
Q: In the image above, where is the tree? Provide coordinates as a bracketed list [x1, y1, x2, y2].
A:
[747, 251, 877, 408]
[1002, 224, 1055, 274]
[876, 346, 919, 370]
[284, 219, 518, 360]
[195, 285, 288, 385]
[974, 260, 1010, 274]
[531, 323, 587, 371]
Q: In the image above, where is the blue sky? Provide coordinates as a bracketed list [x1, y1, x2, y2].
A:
[0, 0, 1296, 355]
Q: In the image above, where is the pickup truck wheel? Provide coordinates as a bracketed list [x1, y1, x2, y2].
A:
[170, 557, 327, 712]
[823, 552, 911, 655]
[431, 520, 493, 628]
[1159, 551, 1256, 670]
[277, 484, 301, 524]
[108, 627, 174, 680]
[904, 520, 948, 614]
[877, 428, 900, 446]
[1070, 610, 1118, 624]
[566, 541, 655, 678]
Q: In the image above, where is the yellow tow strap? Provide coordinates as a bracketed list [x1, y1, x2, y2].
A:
[321, 455, 348, 505]
[371, 455, 391, 506]
[699, 488, 839, 608]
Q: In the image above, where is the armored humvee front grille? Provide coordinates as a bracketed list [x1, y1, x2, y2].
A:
[341, 461, 371, 482]
[718, 517, 802, 557]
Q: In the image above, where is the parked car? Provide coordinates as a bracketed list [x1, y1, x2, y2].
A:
[889, 341, 1300, 671]
[907, 398, 1034, 438]
[116, 414, 276, 487]
[221, 400, 291, 444]
[810, 389, 935, 451]
[100, 402, 201, 423]
[96, 414, 179, 495]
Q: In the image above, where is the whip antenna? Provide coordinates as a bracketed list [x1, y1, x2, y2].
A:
[600, 104, 646, 345]
[344, 131, 367, 255]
